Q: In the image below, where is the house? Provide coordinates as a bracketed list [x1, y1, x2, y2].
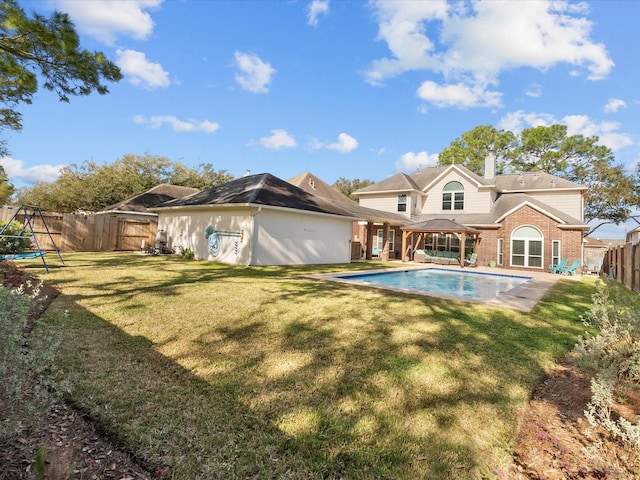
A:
[288, 172, 407, 260]
[96, 183, 200, 251]
[626, 226, 640, 244]
[583, 236, 608, 274]
[153, 173, 361, 265]
[354, 156, 589, 271]
[98, 183, 200, 219]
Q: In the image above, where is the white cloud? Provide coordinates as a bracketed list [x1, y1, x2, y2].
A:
[327, 133, 358, 153]
[116, 49, 170, 89]
[396, 151, 439, 173]
[498, 110, 557, 133]
[0, 156, 64, 184]
[365, 0, 614, 108]
[307, 0, 329, 27]
[416, 81, 501, 109]
[133, 115, 220, 133]
[563, 114, 633, 151]
[234, 52, 276, 94]
[55, 0, 161, 45]
[524, 83, 543, 98]
[498, 110, 633, 152]
[604, 98, 627, 113]
[260, 129, 296, 149]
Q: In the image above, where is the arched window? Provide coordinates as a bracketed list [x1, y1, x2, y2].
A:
[442, 181, 464, 210]
[511, 225, 543, 268]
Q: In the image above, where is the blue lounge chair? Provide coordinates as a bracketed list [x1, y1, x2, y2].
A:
[562, 259, 581, 275]
[553, 258, 568, 274]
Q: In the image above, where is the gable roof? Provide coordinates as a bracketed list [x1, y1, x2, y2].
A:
[288, 172, 356, 204]
[156, 173, 358, 218]
[99, 183, 200, 214]
[411, 193, 587, 229]
[355, 164, 584, 195]
[354, 172, 421, 195]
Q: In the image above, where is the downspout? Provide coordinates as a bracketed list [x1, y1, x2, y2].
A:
[247, 207, 262, 265]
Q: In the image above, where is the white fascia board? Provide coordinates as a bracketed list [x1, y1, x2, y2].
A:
[153, 202, 360, 221]
[422, 164, 488, 193]
[96, 210, 157, 217]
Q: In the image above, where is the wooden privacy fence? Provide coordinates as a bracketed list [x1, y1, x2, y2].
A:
[603, 242, 640, 294]
[0, 206, 157, 252]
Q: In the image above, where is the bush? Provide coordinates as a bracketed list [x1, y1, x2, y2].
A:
[0, 278, 62, 447]
[181, 247, 195, 260]
[575, 281, 640, 452]
[0, 219, 33, 253]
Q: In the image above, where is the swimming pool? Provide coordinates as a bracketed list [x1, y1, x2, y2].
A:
[332, 268, 532, 302]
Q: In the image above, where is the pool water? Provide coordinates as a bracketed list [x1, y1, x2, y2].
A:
[336, 268, 532, 301]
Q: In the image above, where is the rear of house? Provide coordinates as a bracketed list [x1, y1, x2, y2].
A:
[355, 158, 588, 272]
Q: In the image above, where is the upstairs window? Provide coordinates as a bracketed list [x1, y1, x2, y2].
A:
[397, 194, 407, 212]
[442, 181, 464, 210]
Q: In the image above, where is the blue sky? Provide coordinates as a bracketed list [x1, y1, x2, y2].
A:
[1, 0, 639, 238]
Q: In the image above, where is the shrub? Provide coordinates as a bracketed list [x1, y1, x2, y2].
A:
[0, 219, 33, 253]
[0, 278, 62, 447]
[575, 281, 640, 452]
[181, 247, 195, 260]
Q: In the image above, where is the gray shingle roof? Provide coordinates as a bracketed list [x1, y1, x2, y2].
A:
[99, 184, 200, 213]
[356, 164, 584, 195]
[156, 173, 358, 218]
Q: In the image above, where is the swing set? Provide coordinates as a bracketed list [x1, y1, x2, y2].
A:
[0, 205, 64, 272]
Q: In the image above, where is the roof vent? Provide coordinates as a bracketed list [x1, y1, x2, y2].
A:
[244, 169, 251, 177]
[309, 178, 315, 189]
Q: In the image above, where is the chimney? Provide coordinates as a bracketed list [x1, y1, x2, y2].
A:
[484, 152, 496, 180]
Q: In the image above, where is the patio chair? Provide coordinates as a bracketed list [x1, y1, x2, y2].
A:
[464, 253, 478, 267]
[562, 259, 581, 276]
[552, 258, 568, 274]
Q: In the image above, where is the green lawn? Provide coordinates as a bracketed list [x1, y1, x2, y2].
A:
[32, 252, 595, 479]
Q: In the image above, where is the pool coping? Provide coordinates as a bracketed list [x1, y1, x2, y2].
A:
[310, 263, 577, 312]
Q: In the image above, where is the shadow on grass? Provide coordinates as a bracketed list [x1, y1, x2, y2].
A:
[38, 253, 595, 479]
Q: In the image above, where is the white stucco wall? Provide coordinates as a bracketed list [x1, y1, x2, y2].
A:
[252, 208, 353, 265]
[158, 205, 353, 265]
[157, 206, 253, 264]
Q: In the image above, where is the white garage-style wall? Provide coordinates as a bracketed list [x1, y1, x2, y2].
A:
[158, 205, 354, 266]
[252, 208, 353, 265]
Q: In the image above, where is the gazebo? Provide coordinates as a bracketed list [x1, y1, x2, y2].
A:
[400, 218, 481, 267]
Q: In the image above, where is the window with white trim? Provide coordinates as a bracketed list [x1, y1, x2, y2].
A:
[376, 229, 395, 253]
[497, 238, 504, 265]
[551, 240, 561, 266]
[442, 181, 464, 210]
[511, 226, 543, 268]
[397, 194, 407, 212]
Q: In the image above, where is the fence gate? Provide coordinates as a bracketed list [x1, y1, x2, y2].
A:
[116, 219, 154, 251]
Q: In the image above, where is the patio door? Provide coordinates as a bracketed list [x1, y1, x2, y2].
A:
[511, 226, 543, 268]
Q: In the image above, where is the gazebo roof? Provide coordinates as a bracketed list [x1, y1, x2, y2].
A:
[401, 218, 481, 235]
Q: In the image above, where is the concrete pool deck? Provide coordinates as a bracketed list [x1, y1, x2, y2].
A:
[313, 263, 581, 312]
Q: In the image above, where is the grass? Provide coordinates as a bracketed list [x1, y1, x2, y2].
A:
[27, 252, 596, 479]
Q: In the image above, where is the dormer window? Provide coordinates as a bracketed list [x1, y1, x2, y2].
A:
[442, 181, 464, 210]
[397, 194, 407, 212]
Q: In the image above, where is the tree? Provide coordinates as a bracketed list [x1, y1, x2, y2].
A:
[0, 0, 122, 154]
[332, 177, 374, 201]
[0, 165, 14, 204]
[169, 163, 234, 190]
[15, 154, 234, 213]
[438, 125, 517, 175]
[439, 124, 639, 236]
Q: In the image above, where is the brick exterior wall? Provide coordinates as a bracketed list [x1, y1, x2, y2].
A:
[476, 205, 584, 271]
